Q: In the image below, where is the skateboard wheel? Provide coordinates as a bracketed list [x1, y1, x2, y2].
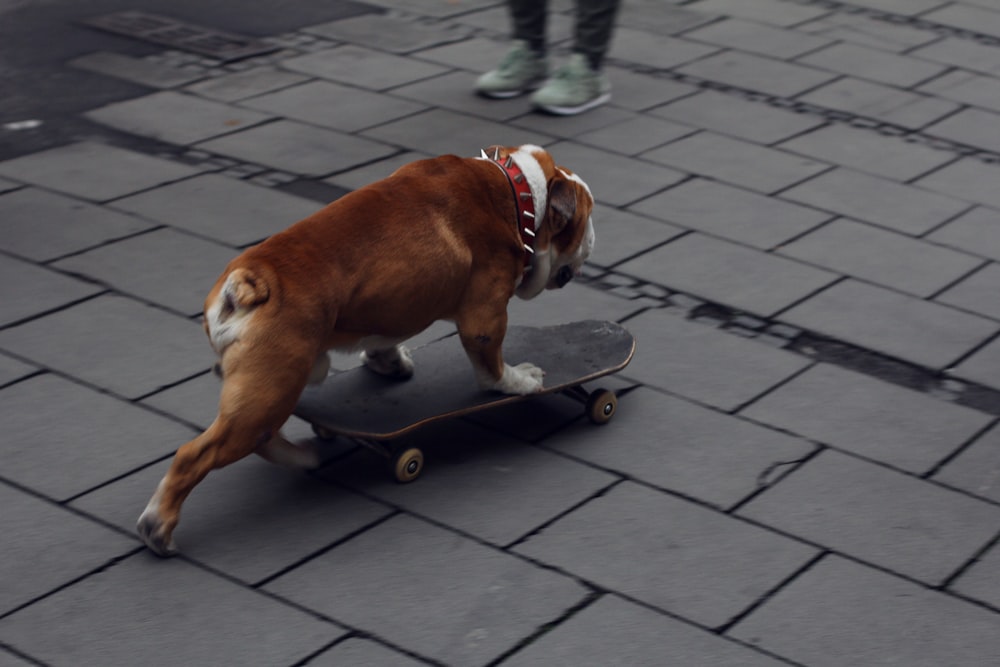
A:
[392, 448, 424, 483]
[311, 424, 336, 441]
[586, 388, 617, 425]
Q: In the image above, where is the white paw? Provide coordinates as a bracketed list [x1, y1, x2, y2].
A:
[494, 362, 545, 395]
[362, 345, 414, 379]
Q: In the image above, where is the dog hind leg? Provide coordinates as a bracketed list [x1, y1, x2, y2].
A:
[137, 345, 313, 556]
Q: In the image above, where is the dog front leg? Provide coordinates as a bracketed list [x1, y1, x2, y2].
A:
[457, 309, 543, 395]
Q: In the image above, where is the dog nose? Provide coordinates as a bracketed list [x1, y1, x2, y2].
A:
[556, 265, 574, 288]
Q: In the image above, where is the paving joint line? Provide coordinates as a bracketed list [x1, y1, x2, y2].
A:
[575, 269, 1000, 419]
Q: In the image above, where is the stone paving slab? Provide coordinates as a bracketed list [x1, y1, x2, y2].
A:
[390, 70, 535, 122]
[110, 173, 322, 247]
[511, 106, 638, 143]
[798, 78, 959, 129]
[363, 108, 553, 161]
[918, 69, 1000, 114]
[738, 449, 1000, 585]
[575, 115, 694, 157]
[799, 11, 939, 52]
[184, 66, 311, 103]
[281, 44, 449, 91]
[777, 218, 982, 298]
[924, 3, 1000, 39]
[615, 0, 714, 35]
[928, 206, 1000, 262]
[682, 17, 833, 59]
[677, 51, 838, 98]
[640, 130, 830, 194]
[729, 555, 1000, 667]
[544, 387, 814, 510]
[608, 29, 718, 71]
[545, 141, 686, 207]
[85, 91, 276, 146]
[0, 353, 35, 387]
[951, 540, 1000, 610]
[0, 554, 343, 667]
[0, 142, 202, 203]
[935, 262, 1000, 321]
[651, 90, 826, 145]
[73, 456, 393, 585]
[0, 482, 137, 616]
[0, 295, 212, 400]
[951, 334, 1000, 391]
[911, 37, 1000, 78]
[781, 167, 969, 237]
[586, 205, 685, 267]
[619, 233, 838, 317]
[622, 308, 810, 410]
[777, 123, 956, 182]
[504, 594, 787, 667]
[742, 363, 993, 475]
[241, 80, 428, 133]
[303, 13, 471, 53]
[308, 638, 426, 666]
[323, 150, 430, 191]
[507, 282, 640, 328]
[53, 228, 238, 316]
[798, 41, 947, 88]
[933, 422, 1000, 504]
[515, 481, 818, 629]
[628, 178, 831, 250]
[926, 107, 1000, 155]
[685, 0, 830, 26]
[265, 514, 588, 666]
[781, 279, 998, 370]
[69, 51, 206, 89]
[0, 373, 195, 501]
[916, 157, 1000, 210]
[0, 187, 154, 262]
[602, 66, 699, 112]
[0, 254, 103, 327]
[321, 420, 617, 546]
[197, 119, 397, 177]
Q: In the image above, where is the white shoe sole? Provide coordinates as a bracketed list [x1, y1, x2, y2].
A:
[534, 91, 611, 116]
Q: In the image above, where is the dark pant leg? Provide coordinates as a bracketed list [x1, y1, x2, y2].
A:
[575, 0, 621, 69]
[509, 0, 549, 54]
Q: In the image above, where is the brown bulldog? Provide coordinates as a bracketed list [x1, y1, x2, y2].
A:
[138, 144, 596, 556]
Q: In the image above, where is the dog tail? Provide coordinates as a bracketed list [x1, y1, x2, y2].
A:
[224, 267, 270, 310]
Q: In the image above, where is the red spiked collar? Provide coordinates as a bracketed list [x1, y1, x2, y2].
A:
[481, 148, 537, 268]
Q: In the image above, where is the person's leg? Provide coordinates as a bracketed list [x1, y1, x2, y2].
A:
[574, 0, 621, 69]
[475, 0, 550, 98]
[510, 0, 549, 56]
[531, 0, 620, 115]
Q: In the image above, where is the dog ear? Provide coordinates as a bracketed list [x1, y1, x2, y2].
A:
[546, 177, 577, 234]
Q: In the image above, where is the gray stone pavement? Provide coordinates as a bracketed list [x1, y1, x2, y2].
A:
[3, 0, 1000, 664]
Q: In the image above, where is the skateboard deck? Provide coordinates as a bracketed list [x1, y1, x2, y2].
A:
[294, 319, 634, 450]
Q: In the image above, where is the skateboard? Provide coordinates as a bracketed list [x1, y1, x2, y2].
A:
[294, 319, 635, 483]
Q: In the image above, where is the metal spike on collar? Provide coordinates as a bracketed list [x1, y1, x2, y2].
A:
[504, 156, 514, 168]
[480, 148, 489, 159]
[493, 147, 501, 160]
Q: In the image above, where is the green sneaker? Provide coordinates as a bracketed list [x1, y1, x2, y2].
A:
[531, 54, 611, 115]
[475, 41, 548, 99]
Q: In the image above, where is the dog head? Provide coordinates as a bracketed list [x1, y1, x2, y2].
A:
[484, 145, 596, 299]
